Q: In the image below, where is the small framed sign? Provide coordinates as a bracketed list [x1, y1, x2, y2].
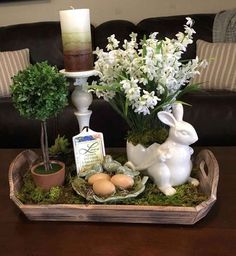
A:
[73, 127, 105, 176]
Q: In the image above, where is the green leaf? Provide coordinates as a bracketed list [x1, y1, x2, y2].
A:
[155, 41, 163, 54]
[142, 34, 147, 57]
[177, 83, 202, 98]
[88, 82, 121, 92]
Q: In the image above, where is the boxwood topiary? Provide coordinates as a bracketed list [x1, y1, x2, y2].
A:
[11, 61, 69, 172]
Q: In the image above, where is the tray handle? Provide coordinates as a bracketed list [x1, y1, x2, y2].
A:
[9, 150, 39, 204]
[194, 149, 219, 198]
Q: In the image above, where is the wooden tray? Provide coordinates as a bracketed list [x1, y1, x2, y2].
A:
[9, 149, 219, 224]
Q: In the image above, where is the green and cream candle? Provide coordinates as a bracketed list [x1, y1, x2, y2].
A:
[60, 9, 93, 72]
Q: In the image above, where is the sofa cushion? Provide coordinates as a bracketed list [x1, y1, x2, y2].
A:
[0, 48, 30, 97]
[0, 22, 64, 70]
[192, 39, 236, 90]
[181, 90, 236, 146]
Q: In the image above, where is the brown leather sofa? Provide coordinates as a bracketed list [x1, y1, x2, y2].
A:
[1, 13, 236, 148]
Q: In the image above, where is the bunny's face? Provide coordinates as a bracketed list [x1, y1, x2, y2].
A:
[169, 121, 198, 145]
[157, 103, 198, 146]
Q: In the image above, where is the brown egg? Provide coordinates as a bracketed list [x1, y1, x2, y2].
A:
[92, 179, 116, 197]
[88, 173, 111, 185]
[111, 174, 134, 189]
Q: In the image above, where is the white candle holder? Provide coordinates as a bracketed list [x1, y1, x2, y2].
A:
[60, 69, 99, 132]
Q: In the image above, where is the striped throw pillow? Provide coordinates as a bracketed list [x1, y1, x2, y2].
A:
[192, 40, 236, 91]
[0, 48, 30, 97]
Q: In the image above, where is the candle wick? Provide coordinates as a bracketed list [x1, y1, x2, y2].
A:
[70, 6, 75, 10]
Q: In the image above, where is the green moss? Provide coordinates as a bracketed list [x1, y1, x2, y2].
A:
[17, 170, 87, 205]
[127, 127, 168, 147]
[17, 165, 207, 207]
[119, 180, 207, 207]
[34, 163, 62, 174]
[48, 187, 61, 201]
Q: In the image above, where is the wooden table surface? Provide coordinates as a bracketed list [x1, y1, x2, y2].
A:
[0, 147, 236, 256]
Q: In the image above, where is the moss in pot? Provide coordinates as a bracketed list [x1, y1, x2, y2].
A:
[11, 61, 69, 190]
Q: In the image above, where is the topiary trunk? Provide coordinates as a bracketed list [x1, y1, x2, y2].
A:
[41, 121, 51, 171]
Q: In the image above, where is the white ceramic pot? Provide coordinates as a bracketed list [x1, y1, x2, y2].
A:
[126, 103, 200, 196]
[126, 141, 159, 167]
[126, 140, 199, 196]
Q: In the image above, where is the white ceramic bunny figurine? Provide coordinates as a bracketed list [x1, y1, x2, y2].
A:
[131, 103, 199, 196]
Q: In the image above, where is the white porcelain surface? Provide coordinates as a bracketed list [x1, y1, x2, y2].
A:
[60, 69, 99, 132]
[71, 86, 93, 113]
[60, 69, 99, 79]
[126, 103, 199, 196]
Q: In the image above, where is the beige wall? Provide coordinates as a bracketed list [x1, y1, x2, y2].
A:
[0, 0, 235, 26]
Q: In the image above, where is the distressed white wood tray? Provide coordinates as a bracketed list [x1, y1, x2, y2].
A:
[9, 149, 219, 224]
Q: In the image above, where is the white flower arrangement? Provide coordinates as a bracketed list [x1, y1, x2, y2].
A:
[90, 17, 207, 143]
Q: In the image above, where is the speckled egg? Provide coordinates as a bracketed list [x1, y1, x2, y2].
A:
[92, 179, 116, 197]
[88, 173, 111, 185]
[111, 174, 134, 189]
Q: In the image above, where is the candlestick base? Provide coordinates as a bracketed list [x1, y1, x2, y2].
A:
[60, 69, 99, 132]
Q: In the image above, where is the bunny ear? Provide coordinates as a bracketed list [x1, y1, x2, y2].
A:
[172, 103, 183, 121]
[158, 111, 176, 127]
